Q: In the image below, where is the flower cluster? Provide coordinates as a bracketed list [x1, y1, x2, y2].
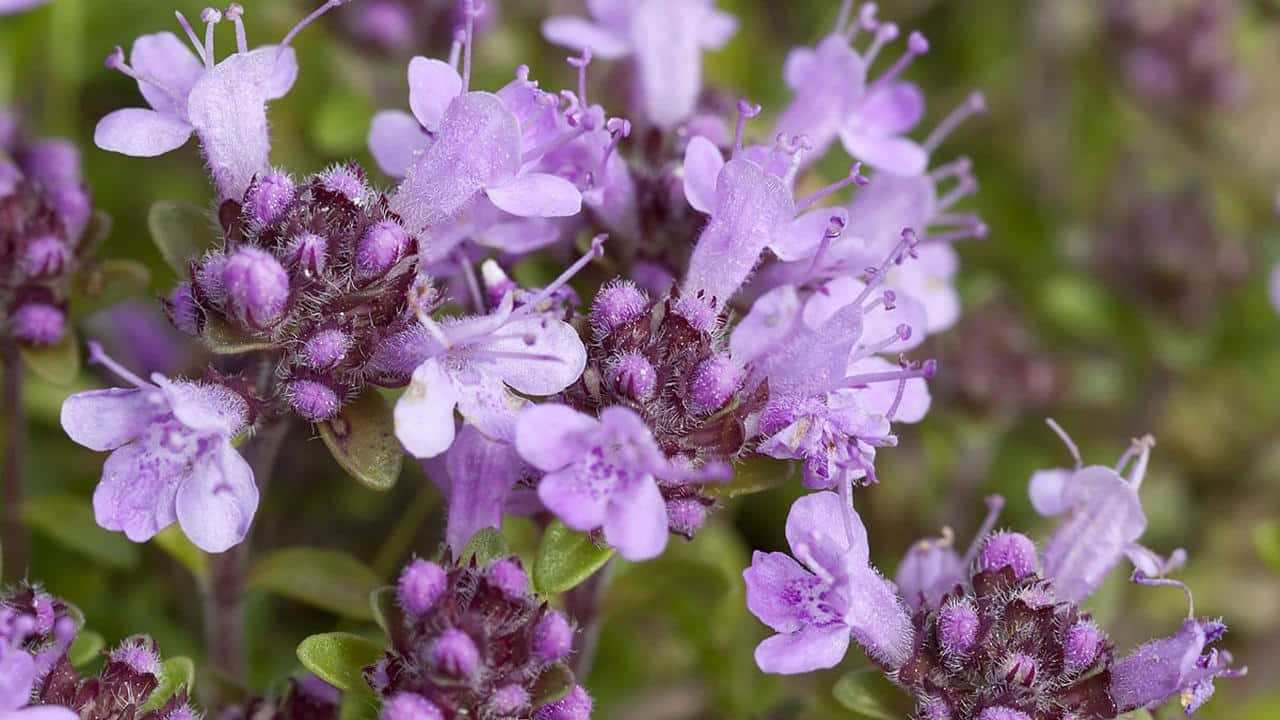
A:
[1, 111, 95, 347]
[366, 556, 587, 720]
[744, 425, 1243, 718]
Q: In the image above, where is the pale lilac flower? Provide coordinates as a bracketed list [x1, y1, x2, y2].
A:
[60, 343, 256, 553]
[0, 646, 77, 720]
[542, 0, 737, 129]
[743, 490, 912, 673]
[0, 0, 49, 15]
[94, 2, 350, 199]
[1270, 263, 1280, 313]
[515, 404, 690, 561]
[1112, 617, 1244, 715]
[386, 9, 587, 233]
[681, 101, 867, 307]
[431, 424, 539, 554]
[391, 244, 599, 459]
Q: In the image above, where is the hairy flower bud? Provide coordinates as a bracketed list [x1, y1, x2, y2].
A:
[431, 628, 481, 678]
[397, 559, 446, 616]
[356, 220, 410, 281]
[287, 232, 328, 277]
[590, 280, 648, 334]
[163, 282, 202, 336]
[486, 559, 530, 601]
[22, 140, 80, 187]
[532, 611, 573, 663]
[489, 684, 530, 715]
[222, 247, 290, 329]
[976, 708, 1031, 720]
[20, 235, 70, 279]
[1064, 621, 1103, 672]
[300, 328, 351, 370]
[381, 692, 443, 720]
[47, 183, 90, 239]
[979, 532, 1037, 579]
[611, 352, 657, 401]
[285, 379, 341, 422]
[688, 354, 742, 413]
[938, 600, 979, 656]
[666, 497, 708, 538]
[320, 165, 366, 204]
[533, 685, 592, 720]
[11, 302, 65, 345]
[244, 172, 295, 225]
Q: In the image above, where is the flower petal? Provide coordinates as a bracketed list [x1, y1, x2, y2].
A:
[844, 565, 913, 667]
[515, 403, 599, 472]
[1028, 468, 1074, 516]
[839, 129, 928, 176]
[11, 706, 81, 720]
[368, 110, 431, 179]
[538, 466, 609, 532]
[0, 647, 36, 713]
[541, 16, 631, 59]
[602, 475, 668, 560]
[395, 359, 461, 459]
[770, 208, 847, 262]
[786, 491, 866, 572]
[93, 439, 183, 543]
[94, 108, 193, 157]
[187, 51, 274, 199]
[483, 316, 586, 396]
[631, 0, 702, 128]
[894, 537, 964, 610]
[1041, 466, 1147, 603]
[154, 376, 248, 435]
[744, 550, 813, 633]
[129, 32, 203, 115]
[60, 388, 159, 451]
[754, 625, 851, 675]
[730, 284, 801, 364]
[175, 442, 258, 553]
[858, 82, 926, 137]
[699, 9, 739, 49]
[485, 173, 583, 218]
[408, 56, 463, 132]
[443, 426, 522, 553]
[682, 135, 724, 215]
[242, 45, 300, 100]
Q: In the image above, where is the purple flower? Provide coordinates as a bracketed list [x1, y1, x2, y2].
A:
[743, 490, 912, 673]
[0, 589, 78, 720]
[94, 2, 350, 199]
[60, 343, 256, 553]
[542, 0, 737, 129]
[431, 424, 538, 554]
[385, 10, 588, 233]
[1111, 618, 1244, 715]
[0, 0, 49, 16]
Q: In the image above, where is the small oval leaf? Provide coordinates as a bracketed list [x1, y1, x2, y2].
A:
[461, 528, 509, 566]
[141, 656, 196, 712]
[369, 586, 401, 635]
[533, 521, 614, 595]
[148, 201, 219, 274]
[530, 662, 575, 707]
[20, 328, 81, 385]
[201, 316, 276, 355]
[68, 630, 103, 667]
[832, 669, 898, 720]
[248, 547, 381, 620]
[319, 391, 403, 491]
[296, 632, 383, 694]
[73, 259, 151, 319]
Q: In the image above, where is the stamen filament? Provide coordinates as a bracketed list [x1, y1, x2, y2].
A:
[201, 8, 221, 70]
[87, 341, 151, 389]
[1131, 571, 1195, 619]
[174, 11, 208, 65]
[281, 0, 346, 49]
[732, 99, 762, 157]
[225, 4, 248, 54]
[871, 31, 928, 91]
[844, 361, 935, 388]
[462, 0, 479, 92]
[1045, 418, 1083, 469]
[448, 28, 464, 71]
[862, 22, 898, 64]
[925, 92, 986, 152]
[510, 235, 606, 319]
[795, 163, 868, 211]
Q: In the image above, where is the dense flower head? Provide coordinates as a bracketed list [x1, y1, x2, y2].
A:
[180, 165, 420, 422]
[367, 554, 582, 719]
[0, 111, 96, 347]
[35, 635, 196, 720]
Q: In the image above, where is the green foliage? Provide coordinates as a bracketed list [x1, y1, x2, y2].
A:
[831, 669, 900, 720]
[530, 662, 576, 707]
[461, 527, 510, 566]
[68, 630, 103, 667]
[20, 329, 81, 385]
[248, 547, 382, 620]
[319, 391, 404, 491]
[23, 494, 139, 568]
[533, 521, 615, 595]
[1254, 520, 1280, 573]
[296, 632, 383, 695]
[140, 657, 196, 712]
[148, 201, 219, 275]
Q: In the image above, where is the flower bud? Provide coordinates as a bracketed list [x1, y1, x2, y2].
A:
[222, 247, 290, 329]
[20, 235, 70, 279]
[978, 532, 1037, 579]
[286, 379, 341, 422]
[22, 140, 80, 188]
[611, 352, 657, 401]
[532, 611, 573, 663]
[398, 559, 447, 616]
[589, 280, 648, 334]
[672, 294, 718, 333]
[533, 685, 592, 720]
[431, 628, 481, 678]
[244, 172, 295, 225]
[0, 161, 22, 197]
[287, 232, 328, 277]
[666, 497, 707, 538]
[109, 637, 161, 676]
[976, 708, 1031, 720]
[1001, 652, 1037, 686]
[320, 165, 366, 204]
[1063, 621, 1102, 672]
[163, 282, 202, 336]
[937, 600, 979, 655]
[688, 354, 742, 413]
[487, 559, 529, 601]
[300, 328, 351, 370]
[356, 220, 409, 281]
[489, 684, 530, 715]
[47, 183, 90, 240]
[381, 693, 443, 720]
[195, 253, 229, 306]
[11, 302, 65, 345]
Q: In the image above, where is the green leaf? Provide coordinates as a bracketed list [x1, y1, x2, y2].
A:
[338, 693, 379, 720]
[369, 586, 401, 635]
[248, 547, 382, 620]
[530, 663, 575, 707]
[19, 328, 80, 385]
[68, 630, 103, 667]
[1254, 520, 1280, 574]
[153, 525, 209, 585]
[832, 669, 897, 720]
[200, 316, 276, 355]
[148, 200, 219, 274]
[23, 494, 139, 568]
[533, 521, 614, 595]
[319, 391, 403, 491]
[77, 210, 113, 258]
[73, 259, 151, 318]
[141, 656, 196, 712]
[705, 457, 789, 499]
[296, 632, 383, 694]
[461, 527, 509, 566]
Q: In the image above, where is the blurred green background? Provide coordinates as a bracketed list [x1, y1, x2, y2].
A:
[3, 0, 1279, 717]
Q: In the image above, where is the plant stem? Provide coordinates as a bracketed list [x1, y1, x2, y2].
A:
[565, 559, 613, 680]
[1, 340, 26, 582]
[201, 416, 289, 691]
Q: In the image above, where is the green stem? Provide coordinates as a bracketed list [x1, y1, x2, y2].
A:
[2, 339, 26, 582]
